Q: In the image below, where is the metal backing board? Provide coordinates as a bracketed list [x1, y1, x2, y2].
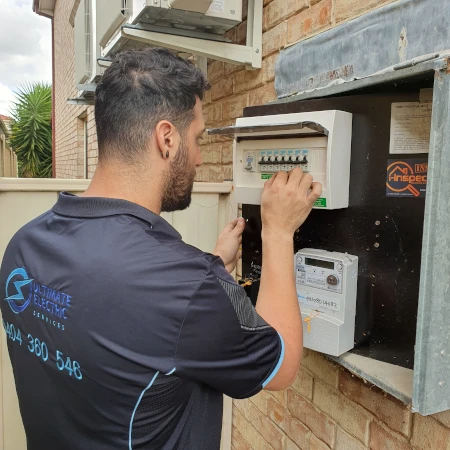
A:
[275, 0, 450, 99]
[241, 89, 432, 371]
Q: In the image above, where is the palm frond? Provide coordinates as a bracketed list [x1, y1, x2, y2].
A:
[9, 82, 52, 178]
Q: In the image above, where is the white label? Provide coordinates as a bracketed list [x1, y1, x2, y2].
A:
[209, 0, 224, 13]
[298, 291, 341, 312]
[296, 265, 342, 294]
[389, 102, 432, 154]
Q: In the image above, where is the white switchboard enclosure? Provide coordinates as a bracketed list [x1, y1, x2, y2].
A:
[295, 249, 358, 356]
[209, 110, 353, 209]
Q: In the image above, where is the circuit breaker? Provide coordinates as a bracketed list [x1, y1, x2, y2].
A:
[295, 249, 359, 356]
[209, 110, 353, 209]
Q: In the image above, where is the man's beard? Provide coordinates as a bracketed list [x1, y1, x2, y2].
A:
[161, 143, 196, 213]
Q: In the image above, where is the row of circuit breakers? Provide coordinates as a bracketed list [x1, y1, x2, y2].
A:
[209, 111, 358, 357]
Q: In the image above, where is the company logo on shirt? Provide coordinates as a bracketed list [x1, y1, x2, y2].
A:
[5, 268, 33, 314]
[5, 267, 71, 331]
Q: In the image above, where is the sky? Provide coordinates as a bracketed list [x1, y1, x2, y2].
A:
[0, 0, 52, 116]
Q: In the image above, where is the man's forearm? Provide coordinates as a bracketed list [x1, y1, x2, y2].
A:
[255, 231, 303, 390]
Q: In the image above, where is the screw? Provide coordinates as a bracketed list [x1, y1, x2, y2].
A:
[439, 381, 444, 387]
[154, 0, 158, 4]
[256, 49, 260, 53]
[375, 220, 381, 226]
[374, 242, 380, 248]
[441, 350, 446, 356]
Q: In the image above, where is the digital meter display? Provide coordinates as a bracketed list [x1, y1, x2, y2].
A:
[305, 257, 334, 270]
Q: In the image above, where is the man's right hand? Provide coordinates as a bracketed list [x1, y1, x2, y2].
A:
[261, 168, 322, 238]
[256, 168, 322, 391]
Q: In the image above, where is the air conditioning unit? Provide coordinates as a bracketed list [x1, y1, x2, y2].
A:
[71, 0, 262, 105]
[100, 0, 243, 58]
[75, 0, 126, 85]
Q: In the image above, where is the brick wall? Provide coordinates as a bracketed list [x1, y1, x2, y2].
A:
[232, 348, 450, 450]
[53, 0, 98, 178]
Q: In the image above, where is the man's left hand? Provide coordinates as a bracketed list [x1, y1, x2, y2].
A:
[213, 218, 245, 273]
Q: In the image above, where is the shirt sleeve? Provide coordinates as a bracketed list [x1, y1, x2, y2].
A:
[174, 258, 284, 399]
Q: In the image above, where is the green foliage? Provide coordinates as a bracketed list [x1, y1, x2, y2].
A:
[9, 83, 52, 178]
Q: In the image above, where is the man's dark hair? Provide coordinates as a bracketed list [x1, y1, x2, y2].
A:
[94, 47, 210, 162]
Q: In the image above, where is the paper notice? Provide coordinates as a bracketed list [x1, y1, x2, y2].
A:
[389, 102, 432, 154]
[209, 0, 225, 13]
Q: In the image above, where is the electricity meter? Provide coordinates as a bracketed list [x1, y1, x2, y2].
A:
[295, 248, 359, 356]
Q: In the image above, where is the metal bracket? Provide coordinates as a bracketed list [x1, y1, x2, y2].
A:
[103, 0, 263, 70]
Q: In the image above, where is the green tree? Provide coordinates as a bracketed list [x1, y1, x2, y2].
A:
[9, 82, 52, 178]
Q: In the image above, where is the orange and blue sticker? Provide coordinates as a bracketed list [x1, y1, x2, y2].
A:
[386, 159, 428, 198]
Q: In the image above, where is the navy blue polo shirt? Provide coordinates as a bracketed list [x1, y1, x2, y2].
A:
[0, 192, 283, 450]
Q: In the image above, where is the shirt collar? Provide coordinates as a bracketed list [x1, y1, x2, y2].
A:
[52, 192, 182, 240]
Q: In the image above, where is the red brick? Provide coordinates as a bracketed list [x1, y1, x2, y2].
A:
[248, 84, 277, 107]
[291, 367, 314, 400]
[287, 0, 332, 44]
[204, 89, 211, 105]
[288, 389, 336, 447]
[263, 54, 278, 84]
[434, 410, 450, 428]
[234, 68, 265, 94]
[194, 165, 210, 182]
[232, 428, 252, 450]
[334, 0, 397, 23]
[250, 390, 271, 415]
[268, 396, 311, 450]
[208, 60, 224, 82]
[210, 164, 232, 182]
[301, 349, 339, 388]
[211, 77, 234, 101]
[411, 414, 450, 450]
[370, 422, 411, 450]
[335, 427, 366, 450]
[263, 0, 308, 30]
[204, 103, 223, 125]
[339, 370, 411, 436]
[235, 398, 285, 450]
[233, 408, 272, 450]
[221, 143, 233, 164]
[314, 380, 371, 445]
[310, 435, 331, 450]
[222, 93, 249, 120]
[270, 390, 288, 408]
[262, 21, 287, 57]
[236, 20, 248, 45]
[225, 63, 244, 76]
[201, 143, 222, 164]
[285, 438, 302, 450]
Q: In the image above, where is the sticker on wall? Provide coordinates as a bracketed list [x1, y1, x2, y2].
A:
[386, 159, 428, 198]
[389, 102, 432, 154]
[209, 0, 224, 13]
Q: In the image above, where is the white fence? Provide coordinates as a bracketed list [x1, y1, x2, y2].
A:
[0, 178, 235, 450]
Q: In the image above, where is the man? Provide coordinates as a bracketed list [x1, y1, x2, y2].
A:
[0, 48, 321, 449]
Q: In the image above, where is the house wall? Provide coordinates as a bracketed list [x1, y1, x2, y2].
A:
[0, 121, 17, 178]
[53, 0, 97, 179]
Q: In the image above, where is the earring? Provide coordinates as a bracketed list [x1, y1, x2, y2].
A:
[165, 151, 169, 158]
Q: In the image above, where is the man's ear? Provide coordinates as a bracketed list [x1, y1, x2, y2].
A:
[155, 120, 179, 159]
